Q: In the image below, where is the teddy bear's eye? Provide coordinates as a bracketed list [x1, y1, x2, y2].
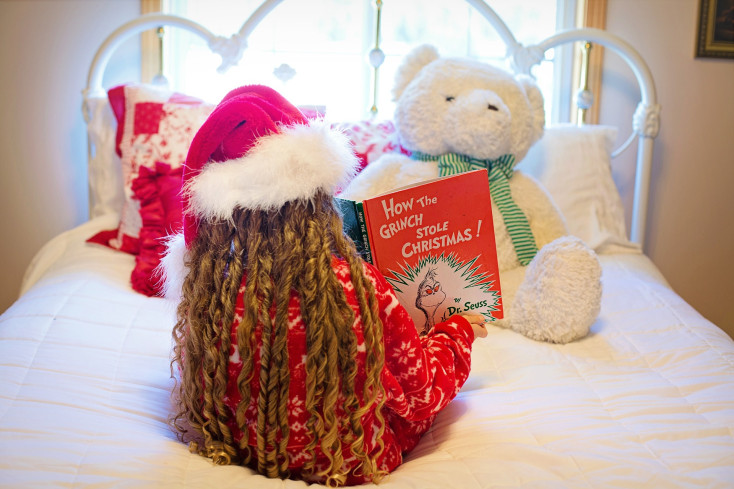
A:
[487, 104, 499, 111]
[445, 96, 455, 102]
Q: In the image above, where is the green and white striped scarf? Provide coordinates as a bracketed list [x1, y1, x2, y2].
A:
[411, 151, 538, 265]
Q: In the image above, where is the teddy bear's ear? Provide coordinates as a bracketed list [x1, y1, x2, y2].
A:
[392, 44, 440, 101]
[516, 75, 546, 142]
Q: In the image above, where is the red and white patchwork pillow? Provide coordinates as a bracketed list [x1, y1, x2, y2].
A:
[88, 84, 213, 255]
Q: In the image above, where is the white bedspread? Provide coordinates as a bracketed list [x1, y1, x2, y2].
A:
[1, 215, 733, 488]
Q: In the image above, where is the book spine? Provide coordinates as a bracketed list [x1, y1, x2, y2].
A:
[335, 197, 373, 265]
[355, 202, 374, 265]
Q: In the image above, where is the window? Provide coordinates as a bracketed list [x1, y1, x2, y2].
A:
[160, 0, 577, 122]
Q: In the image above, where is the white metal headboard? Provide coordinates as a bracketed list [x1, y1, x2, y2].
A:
[82, 0, 660, 247]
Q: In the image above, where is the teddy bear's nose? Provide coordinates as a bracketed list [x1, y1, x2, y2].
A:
[454, 89, 508, 117]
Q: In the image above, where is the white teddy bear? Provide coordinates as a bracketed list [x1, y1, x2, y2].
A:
[341, 45, 602, 343]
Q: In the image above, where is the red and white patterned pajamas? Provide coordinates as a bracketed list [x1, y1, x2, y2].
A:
[222, 258, 474, 484]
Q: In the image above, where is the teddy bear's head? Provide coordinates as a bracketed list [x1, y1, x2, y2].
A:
[392, 45, 545, 163]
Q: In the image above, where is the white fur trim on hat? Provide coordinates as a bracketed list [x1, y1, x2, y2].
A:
[157, 232, 189, 302]
[186, 121, 358, 219]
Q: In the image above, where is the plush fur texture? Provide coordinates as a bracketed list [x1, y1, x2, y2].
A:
[341, 45, 602, 343]
[185, 121, 358, 219]
[158, 232, 188, 302]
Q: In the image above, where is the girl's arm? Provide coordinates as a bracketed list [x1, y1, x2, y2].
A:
[368, 267, 476, 422]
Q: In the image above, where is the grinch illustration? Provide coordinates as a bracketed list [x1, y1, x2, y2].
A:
[415, 268, 447, 335]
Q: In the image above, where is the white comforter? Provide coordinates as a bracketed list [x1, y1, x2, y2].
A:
[1, 215, 733, 488]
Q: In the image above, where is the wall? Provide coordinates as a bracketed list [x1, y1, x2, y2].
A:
[602, 0, 734, 336]
[0, 0, 140, 313]
[1, 0, 732, 339]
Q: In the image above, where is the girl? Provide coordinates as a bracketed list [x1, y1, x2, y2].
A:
[161, 85, 487, 486]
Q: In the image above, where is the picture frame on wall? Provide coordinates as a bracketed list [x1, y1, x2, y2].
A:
[696, 0, 734, 58]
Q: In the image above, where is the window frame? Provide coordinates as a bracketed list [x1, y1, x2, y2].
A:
[140, 0, 605, 124]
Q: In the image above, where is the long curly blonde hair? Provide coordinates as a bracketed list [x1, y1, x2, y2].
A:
[170, 191, 387, 485]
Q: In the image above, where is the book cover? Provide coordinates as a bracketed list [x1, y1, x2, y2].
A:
[337, 169, 502, 335]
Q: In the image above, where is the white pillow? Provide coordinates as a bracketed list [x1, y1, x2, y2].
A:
[86, 96, 124, 218]
[517, 124, 639, 254]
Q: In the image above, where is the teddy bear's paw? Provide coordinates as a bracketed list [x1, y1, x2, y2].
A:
[509, 236, 602, 344]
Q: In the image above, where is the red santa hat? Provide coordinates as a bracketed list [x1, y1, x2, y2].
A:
[159, 85, 358, 299]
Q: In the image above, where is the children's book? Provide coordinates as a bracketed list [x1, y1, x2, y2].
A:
[336, 169, 502, 335]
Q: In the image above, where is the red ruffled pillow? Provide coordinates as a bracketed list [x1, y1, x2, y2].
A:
[86, 84, 213, 296]
[130, 162, 183, 296]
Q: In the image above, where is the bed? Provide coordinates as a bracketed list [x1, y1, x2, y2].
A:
[2, 1, 733, 488]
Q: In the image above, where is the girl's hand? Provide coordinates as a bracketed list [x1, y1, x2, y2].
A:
[461, 314, 488, 340]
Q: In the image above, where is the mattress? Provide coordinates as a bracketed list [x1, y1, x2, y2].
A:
[1, 215, 733, 488]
